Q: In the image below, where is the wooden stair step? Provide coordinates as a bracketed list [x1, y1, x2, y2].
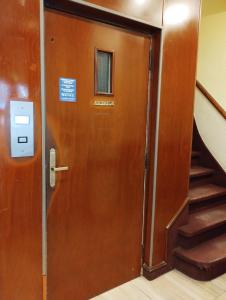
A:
[191, 151, 201, 158]
[189, 184, 226, 203]
[190, 166, 214, 179]
[174, 233, 226, 268]
[179, 203, 226, 237]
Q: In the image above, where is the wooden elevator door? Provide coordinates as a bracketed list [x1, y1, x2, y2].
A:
[45, 9, 151, 300]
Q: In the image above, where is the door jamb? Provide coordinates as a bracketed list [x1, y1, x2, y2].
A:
[40, 1, 47, 299]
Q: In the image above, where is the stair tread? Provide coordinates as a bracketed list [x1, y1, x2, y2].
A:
[190, 166, 214, 178]
[175, 233, 226, 267]
[189, 184, 226, 202]
[192, 151, 201, 158]
[179, 203, 226, 237]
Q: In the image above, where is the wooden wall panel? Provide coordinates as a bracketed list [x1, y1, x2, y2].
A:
[151, 0, 201, 266]
[0, 1, 42, 299]
[85, 0, 163, 27]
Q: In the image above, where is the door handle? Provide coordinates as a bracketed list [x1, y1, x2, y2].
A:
[50, 148, 69, 188]
[51, 166, 69, 172]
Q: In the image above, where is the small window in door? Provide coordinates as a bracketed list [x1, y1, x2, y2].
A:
[95, 49, 113, 96]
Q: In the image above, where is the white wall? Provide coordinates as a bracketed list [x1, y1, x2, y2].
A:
[195, 89, 226, 171]
[195, 0, 226, 171]
[197, 3, 226, 110]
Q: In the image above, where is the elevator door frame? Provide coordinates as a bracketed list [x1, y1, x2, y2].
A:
[40, 0, 162, 295]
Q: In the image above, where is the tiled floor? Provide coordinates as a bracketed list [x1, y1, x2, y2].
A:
[91, 270, 226, 300]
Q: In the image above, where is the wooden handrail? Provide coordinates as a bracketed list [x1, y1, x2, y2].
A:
[196, 80, 226, 119]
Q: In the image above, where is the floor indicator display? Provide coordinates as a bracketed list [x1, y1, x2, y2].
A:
[10, 100, 34, 158]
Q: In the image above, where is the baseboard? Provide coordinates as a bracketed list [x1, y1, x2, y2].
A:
[142, 261, 172, 281]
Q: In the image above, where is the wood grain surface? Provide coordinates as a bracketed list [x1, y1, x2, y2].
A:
[45, 9, 151, 300]
[92, 270, 226, 300]
[85, 0, 163, 27]
[0, 1, 42, 299]
[151, 0, 201, 266]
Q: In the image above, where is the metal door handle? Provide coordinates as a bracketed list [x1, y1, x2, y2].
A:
[50, 148, 69, 188]
[51, 166, 69, 172]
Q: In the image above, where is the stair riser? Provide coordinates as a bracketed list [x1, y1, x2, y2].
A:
[172, 130, 226, 281]
[189, 195, 226, 213]
[177, 224, 226, 249]
[191, 151, 200, 159]
[173, 256, 226, 281]
[190, 176, 214, 188]
[191, 157, 200, 166]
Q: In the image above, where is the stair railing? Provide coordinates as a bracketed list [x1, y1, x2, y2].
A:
[196, 80, 226, 119]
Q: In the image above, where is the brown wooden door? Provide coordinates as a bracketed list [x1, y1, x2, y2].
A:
[45, 9, 151, 300]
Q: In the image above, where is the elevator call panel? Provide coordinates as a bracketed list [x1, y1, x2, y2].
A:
[10, 101, 34, 158]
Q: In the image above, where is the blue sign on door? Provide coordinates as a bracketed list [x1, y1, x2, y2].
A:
[59, 78, 77, 102]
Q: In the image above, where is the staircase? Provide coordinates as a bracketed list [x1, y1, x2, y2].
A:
[172, 125, 226, 281]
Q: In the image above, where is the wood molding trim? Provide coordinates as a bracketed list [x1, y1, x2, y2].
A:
[143, 261, 172, 280]
[166, 197, 189, 264]
[45, 0, 160, 34]
[43, 275, 47, 300]
[196, 81, 226, 119]
[166, 197, 189, 231]
[143, 197, 189, 281]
